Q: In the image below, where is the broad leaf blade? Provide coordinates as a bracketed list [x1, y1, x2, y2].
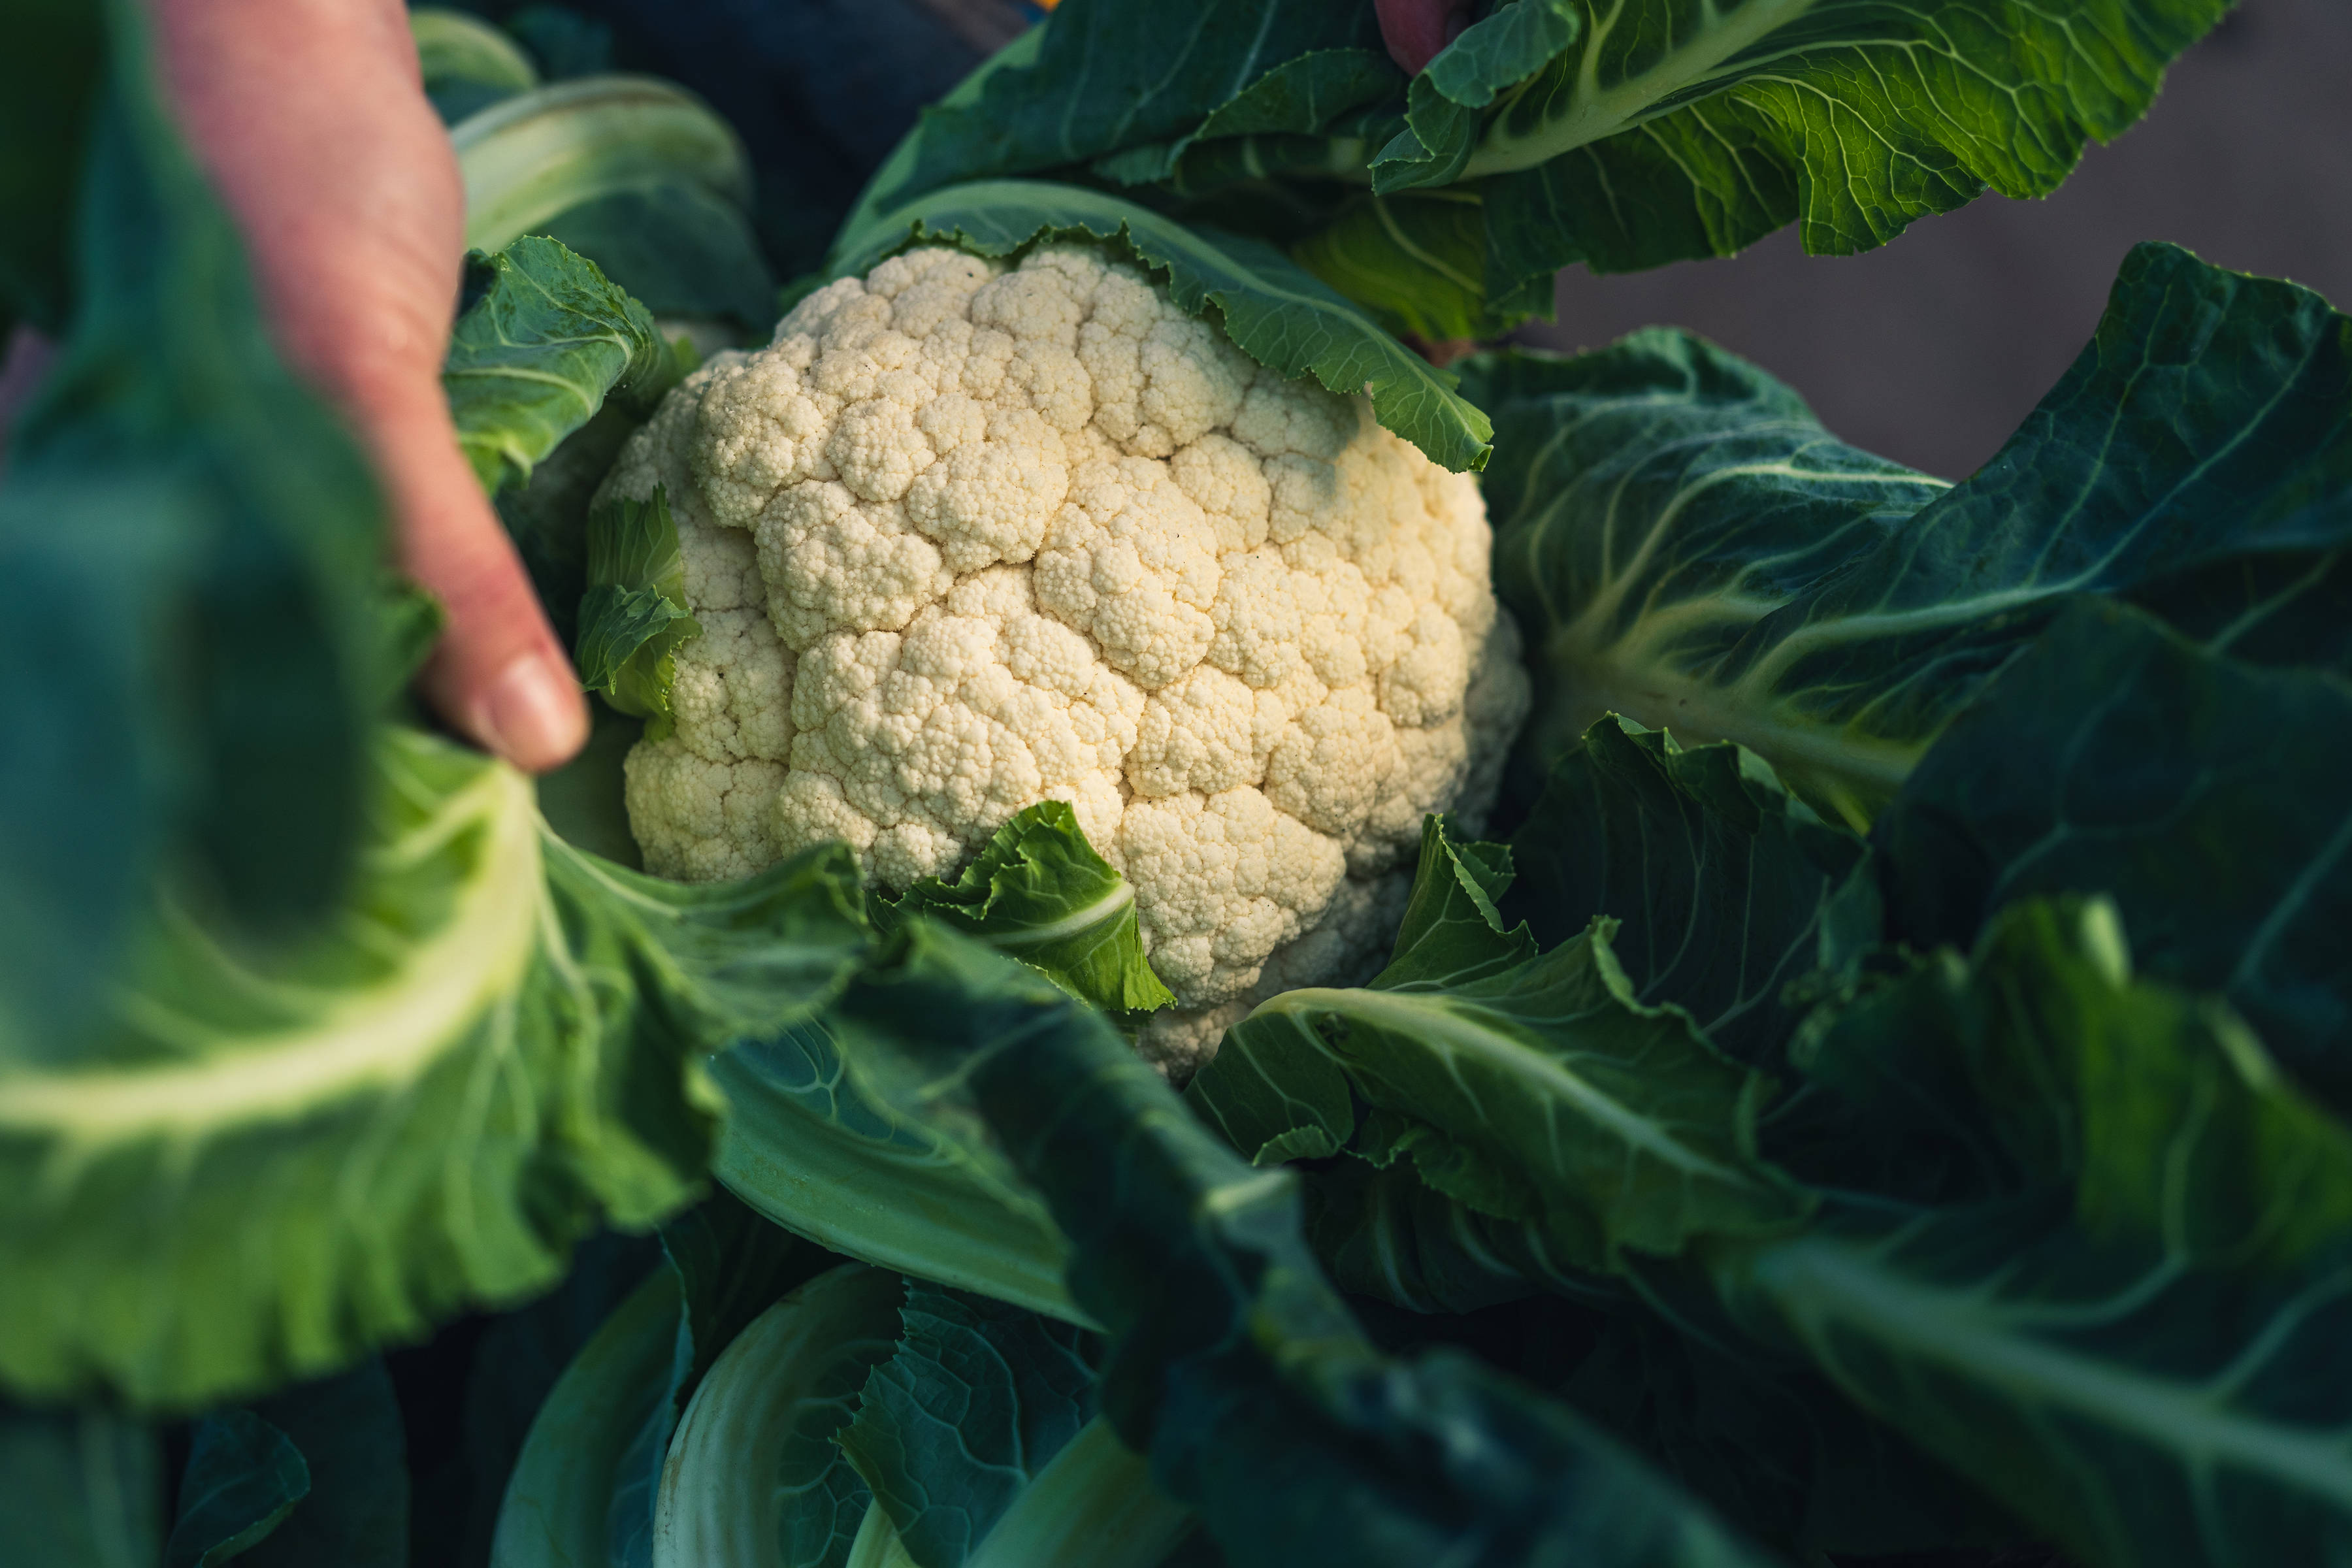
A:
[1508, 718, 1866, 1066]
[0, 730, 870, 1411]
[1720, 894, 2352, 1568]
[0, 1405, 161, 1568]
[231, 1362, 409, 1568]
[853, 0, 2229, 335]
[1479, 243, 2352, 826]
[826, 919, 1780, 1567]
[1371, 0, 1581, 194]
[877, 0, 1388, 211]
[708, 1016, 1084, 1327]
[1874, 598, 2352, 1115]
[838, 1286, 1098, 1566]
[1190, 817, 1808, 1270]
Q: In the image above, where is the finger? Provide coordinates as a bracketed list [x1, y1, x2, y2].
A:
[370, 391, 589, 773]
[1375, 0, 1476, 73]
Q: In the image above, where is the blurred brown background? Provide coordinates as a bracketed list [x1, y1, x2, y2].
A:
[1518, 0, 2352, 480]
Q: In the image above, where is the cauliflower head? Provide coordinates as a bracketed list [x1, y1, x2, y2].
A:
[602, 244, 1529, 1075]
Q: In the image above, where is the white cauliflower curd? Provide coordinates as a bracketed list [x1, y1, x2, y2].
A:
[602, 244, 1528, 1075]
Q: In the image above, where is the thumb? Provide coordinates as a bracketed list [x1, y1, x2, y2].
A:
[1375, 0, 1476, 74]
[372, 387, 589, 772]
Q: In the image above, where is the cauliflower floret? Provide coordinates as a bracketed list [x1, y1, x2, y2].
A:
[600, 246, 1530, 1077]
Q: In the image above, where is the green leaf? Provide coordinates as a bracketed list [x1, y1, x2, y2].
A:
[1301, 1156, 1567, 1313]
[1721, 896, 2352, 1568]
[854, 0, 2230, 335]
[576, 485, 702, 737]
[533, 180, 776, 329]
[1507, 718, 1865, 1066]
[883, 802, 1176, 1020]
[2, 0, 384, 1056]
[1288, 191, 1530, 344]
[164, 1412, 306, 1568]
[828, 919, 1779, 1567]
[1189, 815, 1808, 1271]
[451, 74, 752, 257]
[838, 1287, 1097, 1566]
[650, 1262, 906, 1568]
[490, 1269, 682, 1568]
[1476, 242, 2352, 828]
[606, 1192, 823, 1568]
[1370, 0, 1581, 194]
[828, 180, 1493, 473]
[876, 0, 1388, 212]
[1874, 598, 2352, 1115]
[0, 728, 871, 1411]
[709, 1017, 1084, 1326]
[444, 234, 679, 496]
[412, 7, 538, 125]
[231, 1362, 408, 1568]
[0, 1404, 161, 1568]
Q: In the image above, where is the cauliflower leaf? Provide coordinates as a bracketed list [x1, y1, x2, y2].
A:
[883, 802, 1177, 1022]
[575, 484, 702, 738]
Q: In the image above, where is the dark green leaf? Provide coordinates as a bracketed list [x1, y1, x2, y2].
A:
[1303, 1156, 1565, 1314]
[451, 75, 748, 257]
[1507, 718, 1865, 1066]
[233, 1362, 408, 1568]
[0, 1404, 161, 1568]
[838, 1285, 1098, 1565]
[443, 234, 679, 496]
[883, 801, 1176, 1019]
[858, 0, 2229, 335]
[1478, 243, 2352, 827]
[1711, 893, 2352, 1568]
[1289, 191, 1529, 343]
[489, 1270, 681, 1568]
[829, 180, 1493, 472]
[1370, 0, 1580, 195]
[1190, 816, 1808, 1272]
[1875, 598, 2352, 1115]
[829, 919, 1779, 1567]
[647, 1263, 904, 1568]
[164, 1412, 306, 1568]
[608, 1190, 820, 1568]
[877, 0, 1386, 210]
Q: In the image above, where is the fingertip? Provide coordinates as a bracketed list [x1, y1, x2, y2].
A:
[461, 649, 590, 774]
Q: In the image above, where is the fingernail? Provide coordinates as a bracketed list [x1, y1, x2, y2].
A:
[472, 653, 587, 772]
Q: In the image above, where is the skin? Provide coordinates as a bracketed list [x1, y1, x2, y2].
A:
[30, 0, 1462, 773]
[148, 0, 586, 772]
[1375, 0, 1475, 73]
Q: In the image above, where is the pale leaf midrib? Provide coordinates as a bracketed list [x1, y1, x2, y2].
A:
[0, 764, 545, 1137]
[1752, 1231, 2352, 1512]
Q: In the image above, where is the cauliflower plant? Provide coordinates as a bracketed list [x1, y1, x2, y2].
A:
[602, 244, 1528, 1074]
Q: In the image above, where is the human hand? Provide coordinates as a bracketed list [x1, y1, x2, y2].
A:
[1375, 0, 1477, 73]
[150, 0, 587, 772]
